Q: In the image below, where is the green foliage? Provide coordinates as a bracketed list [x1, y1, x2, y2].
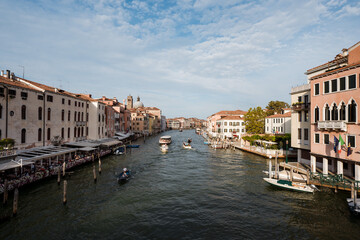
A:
[244, 107, 266, 134]
[0, 138, 15, 150]
[265, 100, 290, 116]
[242, 134, 291, 149]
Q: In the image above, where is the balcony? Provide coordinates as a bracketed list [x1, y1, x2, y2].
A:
[291, 102, 310, 111]
[317, 120, 347, 131]
[76, 121, 86, 126]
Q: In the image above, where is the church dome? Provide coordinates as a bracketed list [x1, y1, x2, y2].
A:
[134, 96, 144, 109]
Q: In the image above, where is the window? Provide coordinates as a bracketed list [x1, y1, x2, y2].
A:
[81, 112, 84, 121]
[298, 112, 302, 122]
[38, 128, 42, 141]
[315, 133, 320, 143]
[78, 112, 80, 121]
[74, 111, 77, 121]
[21, 129, 26, 143]
[331, 79, 337, 92]
[224, 122, 227, 126]
[75, 101, 77, 107]
[8, 89, 16, 97]
[304, 128, 309, 141]
[61, 128, 64, 139]
[68, 128, 70, 138]
[102, 115, 104, 122]
[47, 108, 51, 121]
[304, 95, 309, 104]
[349, 74, 356, 89]
[298, 128, 301, 140]
[86, 113, 89, 122]
[0, 87, 4, 96]
[61, 110, 65, 121]
[38, 95, 43, 100]
[38, 107, 42, 120]
[304, 111, 309, 122]
[229, 122, 232, 126]
[324, 134, 329, 144]
[348, 135, 355, 148]
[21, 92, 28, 100]
[314, 107, 319, 122]
[340, 77, 346, 90]
[98, 114, 101, 122]
[74, 127, 77, 138]
[348, 99, 357, 122]
[325, 104, 330, 121]
[47, 128, 51, 140]
[68, 111, 71, 121]
[68, 100, 71, 105]
[324, 81, 330, 94]
[86, 127, 88, 136]
[331, 104, 338, 120]
[21, 105, 26, 120]
[47, 95, 53, 102]
[62, 98, 65, 104]
[340, 103, 346, 120]
[0, 104, 2, 119]
[298, 96, 302, 102]
[314, 83, 320, 95]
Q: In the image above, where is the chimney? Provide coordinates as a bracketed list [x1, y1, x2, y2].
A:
[0, 70, 4, 77]
[10, 72, 15, 80]
[102, 96, 106, 101]
[6, 70, 10, 79]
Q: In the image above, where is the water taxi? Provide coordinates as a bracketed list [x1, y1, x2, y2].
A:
[263, 178, 315, 193]
[159, 136, 172, 145]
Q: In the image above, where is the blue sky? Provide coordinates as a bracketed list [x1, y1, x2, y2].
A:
[1, 0, 360, 119]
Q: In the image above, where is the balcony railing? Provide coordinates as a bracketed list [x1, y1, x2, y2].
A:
[76, 121, 86, 126]
[317, 120, 347, 131]
[291, 102, 310, 111]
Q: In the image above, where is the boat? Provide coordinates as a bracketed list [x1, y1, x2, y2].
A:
[263, 178, 315, 193]
[179, 128, 183, 132]
[204, 141, 210, 145]
[262, 170, 307, 182]
[160, 144, 169, 153]
[195, 128, 201, 134]
[347, 198, 360, 215]
[187, 138, 192, 143]
[159, 136, 172, 145]
[117, 169, 131, 183]
[114, 146, 125, 155]
[211, 144, 223, 149]
[126, 144, 140, 148]
[183, 142, 192, 149]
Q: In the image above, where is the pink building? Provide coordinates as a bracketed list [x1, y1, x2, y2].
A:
[306, 41, 360, 180]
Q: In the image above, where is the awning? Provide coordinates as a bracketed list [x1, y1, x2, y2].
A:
[0, 160, 34, 171]
[255, 140, 277, 145]
[77, 147, 97, 152]
[100, 140, 122, 147]
[64, 142, 100, 148]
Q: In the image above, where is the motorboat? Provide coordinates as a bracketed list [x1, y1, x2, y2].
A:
[126, 144, 140, 148]
[183, 142, 192, 149]
[160, 144, 169, 153]
[117, 169, 131, 183]
[159, 136, 172, 145]
[263, 178, 315, 193]
[114, 146, 125, 155]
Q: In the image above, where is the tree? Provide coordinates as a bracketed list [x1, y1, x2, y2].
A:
[265, 100, 290, 116]
[244, 107, 267, 134]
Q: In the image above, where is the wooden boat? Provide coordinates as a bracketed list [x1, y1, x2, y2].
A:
[117, 169, 131, 183]
[183, 142, 192, 149]
[126, 144, 140, 148]
[160, 144, 169, 153]
[263, 178, 314, 193]
[159, 136, 172, 145]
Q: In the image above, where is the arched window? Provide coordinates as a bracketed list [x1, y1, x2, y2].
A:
[324, 104, 330, 121]
[331, 104, 338, 121]
[38, 128, 42, 141]
[340, 103, 346, 120]
[61, 110, 65, 121]
[348, 99, 357, 122]
[47, 128, 51, 140]
[21, 105, 26, 120]
[21, 128, 26, 143]
[314, 107, 319, 122]
[47, 108, 51, 121]
[38, 107, 42, 120]
[74, 111, 77, 121]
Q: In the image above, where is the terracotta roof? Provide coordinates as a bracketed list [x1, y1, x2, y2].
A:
[219, 116, 244, 120]
[266, 112, 291, 118]
[214, 110, 247, 116]
[0, 76, 41, 92]
[21, 78, 77, 98]
[310, 62, 360, 80]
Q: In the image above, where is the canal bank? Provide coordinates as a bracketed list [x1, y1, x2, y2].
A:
[1, 130, 360, 239]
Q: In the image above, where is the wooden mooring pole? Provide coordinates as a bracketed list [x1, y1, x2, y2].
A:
[98, 158, 102, 174]
[93, 165, 97, 182]
[57, 166, 61, 185]
[3, 179, 8, 205]
[63, 180, 67, 205]
[62, 162, 66, 177]
[13, 188, 19, 216]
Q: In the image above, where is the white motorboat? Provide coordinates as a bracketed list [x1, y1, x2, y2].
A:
[159, 136, 172, 145]
[160, 144, 169, 153]
[183, 142, 192, 149]
[263, 178, 315, 193]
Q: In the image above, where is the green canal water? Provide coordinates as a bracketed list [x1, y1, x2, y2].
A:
[1, 130, 360, 239]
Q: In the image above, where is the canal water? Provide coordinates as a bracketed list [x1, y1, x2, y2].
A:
[1, 130, 360, 239]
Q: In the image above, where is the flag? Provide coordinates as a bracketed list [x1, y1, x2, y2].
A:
[334, 136, 339, 152]
[339, 135, 345, 153]
[347, 143, 352, 156]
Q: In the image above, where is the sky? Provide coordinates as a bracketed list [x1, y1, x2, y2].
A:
[1, 0, 360, 119]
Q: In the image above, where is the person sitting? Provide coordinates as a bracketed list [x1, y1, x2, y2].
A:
[123, 168, 128, 177]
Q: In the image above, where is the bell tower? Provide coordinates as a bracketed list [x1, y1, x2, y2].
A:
[127, 95, 133, 109]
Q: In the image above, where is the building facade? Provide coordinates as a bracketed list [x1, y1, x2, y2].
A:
[216, 116, 246, 139]
[265, 110, 291, 135]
